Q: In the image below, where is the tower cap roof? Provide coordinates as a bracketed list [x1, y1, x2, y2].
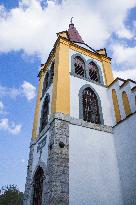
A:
[68, 20, 84, 43]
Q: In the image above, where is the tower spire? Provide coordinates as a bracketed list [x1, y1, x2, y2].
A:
[68, 18, 84, 43]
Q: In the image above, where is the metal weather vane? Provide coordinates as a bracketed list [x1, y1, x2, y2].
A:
[70, 17, 74, 24]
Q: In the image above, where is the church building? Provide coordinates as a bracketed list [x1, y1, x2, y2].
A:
[24, 22, 136, 205]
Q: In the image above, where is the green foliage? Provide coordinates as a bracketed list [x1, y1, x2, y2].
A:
[0, 185, 23, 205]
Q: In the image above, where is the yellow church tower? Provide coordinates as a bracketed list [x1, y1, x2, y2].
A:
[24, 21, 136, 205]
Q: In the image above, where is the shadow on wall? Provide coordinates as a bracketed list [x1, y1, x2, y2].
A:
[113, 113, 136, 205]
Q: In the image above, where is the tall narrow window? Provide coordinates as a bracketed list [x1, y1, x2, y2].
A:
[88, 61, 100, 82]
[82, 87, 100, 124]
[74, 56, 85, 77]
[122, 91, 131, 117]
[42, 72, 49, 96]
[32, 167, 44, 205]
[40, 96, 49, 131]
[50, 62, 54, 83]
[112, 89, 121, 123]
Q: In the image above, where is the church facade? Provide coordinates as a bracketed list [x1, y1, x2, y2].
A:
[24, 23, 136, 205]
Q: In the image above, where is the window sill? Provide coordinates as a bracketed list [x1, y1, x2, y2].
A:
[70, 72, 107, 87]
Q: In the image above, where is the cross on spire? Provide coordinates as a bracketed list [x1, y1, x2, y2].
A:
[70, 17, 74, 24]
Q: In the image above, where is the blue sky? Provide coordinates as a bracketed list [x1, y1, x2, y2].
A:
[0, 0, 136, 191]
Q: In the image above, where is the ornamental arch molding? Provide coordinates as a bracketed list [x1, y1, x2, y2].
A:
[79, 84, 104, 125]
[71, 53, 86, 76]
[86, 59, 104, 85]
[31, 161, 47, 205]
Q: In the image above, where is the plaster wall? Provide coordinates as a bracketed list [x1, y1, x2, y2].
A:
[108, 81, 136, 124]
[69, 124, 123, 205]
[113, 113, 136, 205]
[108, 81, 126, 122]
[120, 83, 136, 113]
[32, 131, 49, 174]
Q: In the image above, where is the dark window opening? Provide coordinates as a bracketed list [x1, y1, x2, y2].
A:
[42, 72, 49, 96]
[32, 167, 44, 205]
[40, 96, 49, 132]
[74, 56, 85, 77]
[88, 62, 100, 82]
[50, 62, 54, 83]
[82, 88, 100, 124]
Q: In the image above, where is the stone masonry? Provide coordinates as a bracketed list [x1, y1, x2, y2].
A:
[23, 144, 34, 205]
[45, 118, 69, 205]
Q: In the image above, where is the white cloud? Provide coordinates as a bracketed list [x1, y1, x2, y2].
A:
[116, 27, 134, 39]
[0, 81, 36, 101]
[0, 0, 135, 61]
[113, 69, 136, 81]
[0, 100, 7, 115]
[21, 81, 36, 100]
[112, 44, 136, 66]
[0, 85, 20, 98]
[0, 118, 22, 135]
[112, 43, 136, 81]
[0, 101, 4, 110]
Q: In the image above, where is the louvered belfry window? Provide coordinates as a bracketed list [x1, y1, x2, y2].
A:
[82, 88, 100, 124]
[40, 96, 49, 131]
[33, 167, 44, 205]
[88, 61, 100, 82]
[74, 56, 85, 77]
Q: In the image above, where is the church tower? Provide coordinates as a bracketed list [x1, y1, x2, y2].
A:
[24, 22, 136, 205]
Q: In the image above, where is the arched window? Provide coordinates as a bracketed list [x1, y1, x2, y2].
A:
[40, 96, 49, 132]
[112, 89, 121, 123]
[42, 72, 49, 97]
[82, 87, 100, 124]
[50, 61, 54, 83]
[32, 167, 44, 205]
[88, 61, 100, 82]
[74, 56, 85, 77]
[122, 91, 131, 117]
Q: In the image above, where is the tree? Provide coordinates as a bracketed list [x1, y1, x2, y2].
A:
[0, 185, 23, 205]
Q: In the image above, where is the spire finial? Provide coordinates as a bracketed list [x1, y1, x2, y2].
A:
[70, 17, 74, 24]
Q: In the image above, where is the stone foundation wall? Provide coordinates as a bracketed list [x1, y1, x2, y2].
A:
[46, 118, 69, 205]
[24, 114, 69, 205]
[23, 144, 34, 205]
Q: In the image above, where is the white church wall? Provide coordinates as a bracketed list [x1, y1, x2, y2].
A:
[108, 81, 126, 122]
[70, 75, 114, 126]
[121, 82, 136, 113]
[113, 113, 136, 205]
[129, 81, 136, 89]
[32, 130, 49, 174]
[69, 124, 123, 205]
[108, 80, 136, 125]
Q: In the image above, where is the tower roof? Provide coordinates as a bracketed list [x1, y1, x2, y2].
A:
[68, 23, 84, 43]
